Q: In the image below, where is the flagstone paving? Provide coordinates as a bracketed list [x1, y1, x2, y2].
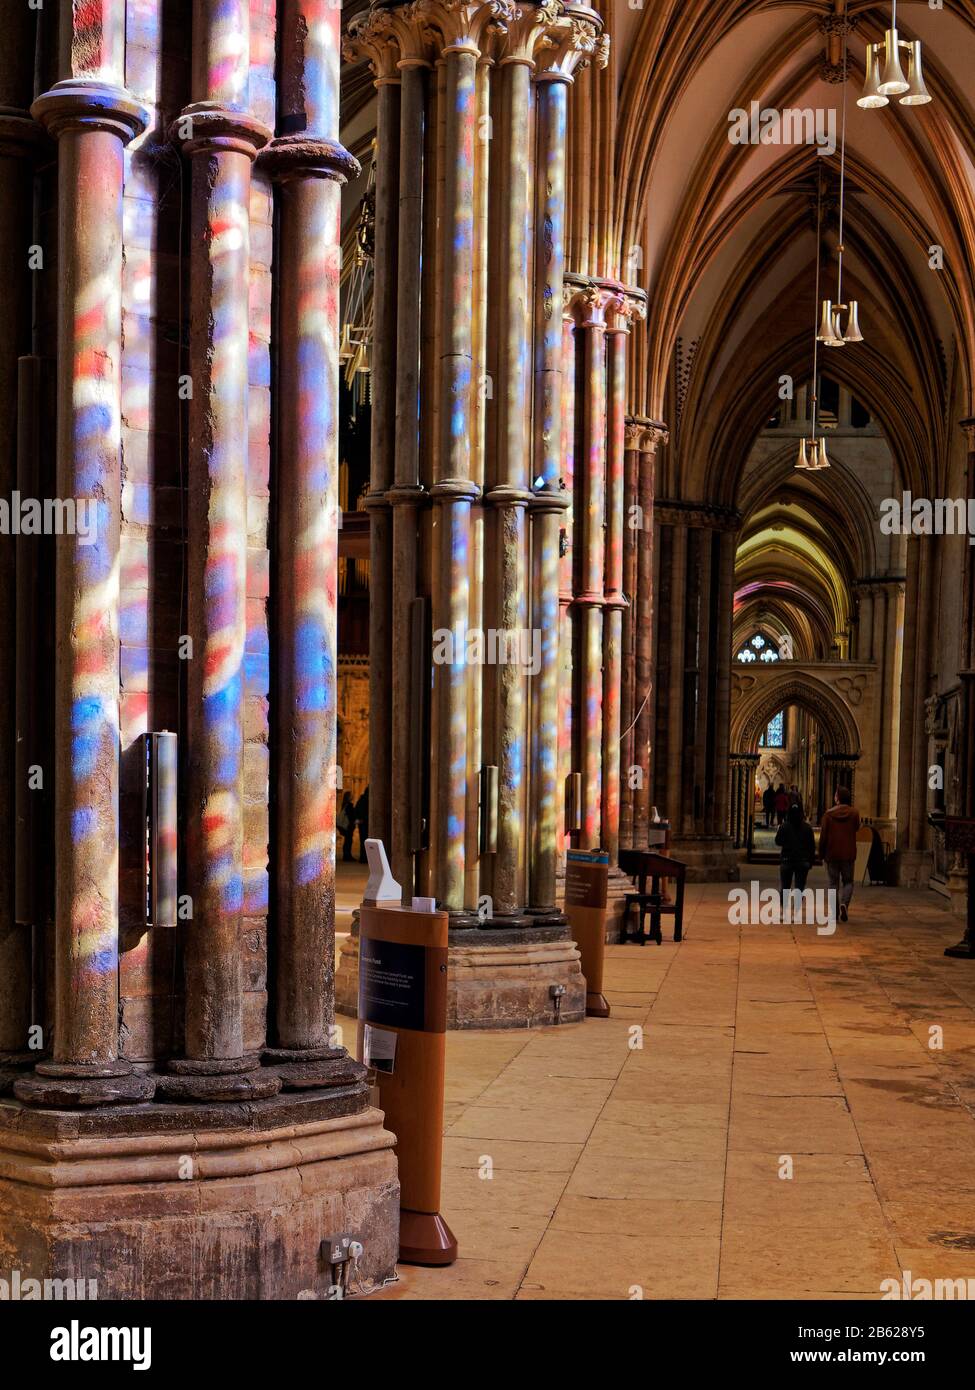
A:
[336, 868, 975, 1300]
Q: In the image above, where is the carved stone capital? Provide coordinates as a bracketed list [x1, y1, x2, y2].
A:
[413, 0, 518, 58]
[624, 416, 668, 453]
[534, 7, 607, 83]
[562, 274, 617, 328]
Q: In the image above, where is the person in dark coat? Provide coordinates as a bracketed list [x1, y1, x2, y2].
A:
[354, 786, 369, 864]
[762, 782, 776, 828]
[776, 802, 816, 898]
[338, 791, 356, 862]
[774, 783, 790, 826]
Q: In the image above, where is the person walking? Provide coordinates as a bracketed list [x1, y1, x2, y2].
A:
[762, 782, 776, 828]
[775, 802, 816, 900]
[789, 784, 804, 817]
[354, 785, 369, 864]
[774, 783, 790, 826]
[337, 791, 356, 862]
[818, 785, 861, 922]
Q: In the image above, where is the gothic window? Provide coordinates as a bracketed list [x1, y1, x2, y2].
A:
[736, 630, 782, 663]
[760, 710, 785, 748]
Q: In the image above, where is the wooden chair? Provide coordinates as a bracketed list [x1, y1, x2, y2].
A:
[617, 850, 687, 945]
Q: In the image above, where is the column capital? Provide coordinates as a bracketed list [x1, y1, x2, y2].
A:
[31, 80, 148, 143]
[535, 6, 608, 82]
[494, 1, 565, 67]
[624, 416, 669, 452]
[603, 280, 647, 334]
[351, 1, 519, 68]
[347, 2, 436, 74]
[259, 134, 360, 183]
[168, 104, 271, 159]
[960, 416, 975, 451]
[563, 274, 616, 328]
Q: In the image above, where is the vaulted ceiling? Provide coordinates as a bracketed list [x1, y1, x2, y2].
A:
[339, 1, 975, 508]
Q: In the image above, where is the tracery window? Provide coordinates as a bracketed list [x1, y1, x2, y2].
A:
[735, 631, 782, 663]
[760, 710, 785, 748]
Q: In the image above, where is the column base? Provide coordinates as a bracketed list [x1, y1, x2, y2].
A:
[399, 1209, 457, 1266]
[14, 1061, 157, 1109]
[890, 848, 934, 887]
[944, 936, 975, 959]
[604, 866, 633, 943]
[668, 834, 740, 882]
[262, 1047, 369, 1092]
[0, 1091, 399, 1299]
[155, 1056, 281, 1103]
[336, 925, 586, 1029]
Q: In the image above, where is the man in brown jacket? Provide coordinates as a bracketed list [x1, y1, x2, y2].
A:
[818, 785, 861, 922]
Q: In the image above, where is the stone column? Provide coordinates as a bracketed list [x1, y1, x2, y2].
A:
[895, 534, 935, 882]
[17, 2, 153, 1107]
[483, 10, 541, 919]
[663, 517, 688, 827]
[0, 10, 42, 1092]
[567, 279, 612, 850]
[359, 20, 401, 857]
[600, 290, 627, 867]
[528, 36, 575, 914]
[683, 523, 711, 836]
[652, 502, 738, 877]
[260, 0, 363, 1089]
[946, 419, 975, 949]
[388, 27, 430, 899]
[556, 308, 577, 869]
[711, 526, 737, 837]
[158, 0, 277, 1101]
[631, 423, 666, 847]
[427, 3, 493, 917]
[619, 422, 641, 852]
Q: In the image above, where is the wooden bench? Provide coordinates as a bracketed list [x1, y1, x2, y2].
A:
[617, 850, 687, 945]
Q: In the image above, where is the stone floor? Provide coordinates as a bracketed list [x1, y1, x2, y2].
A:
[336, 866, 975, 1300]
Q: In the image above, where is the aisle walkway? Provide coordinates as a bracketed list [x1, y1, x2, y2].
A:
[342, 873, 975, 1300]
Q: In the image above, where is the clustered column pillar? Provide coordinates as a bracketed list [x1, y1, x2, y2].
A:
[259, 0, 364, 1090]
[600, 293, 627, 869]
[0, 7, 42, 1094]
[335, 2, 604, 1027]
[17, 1, 153, 1107]
[528, 36, 578, 914]
[158, 0, 278, 1102]
[363, 26, 401, 859]
[628, 421, 667, 850]
[388, 30, 430, 899]
[566, 281, 609, 851]
[483, 16, 533, 921]
[650, 501, 739, 878]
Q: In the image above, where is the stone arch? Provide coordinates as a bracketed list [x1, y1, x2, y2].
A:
[732, 671, 861, 758]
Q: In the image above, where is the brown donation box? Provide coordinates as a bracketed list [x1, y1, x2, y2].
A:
[357, 903, 458, 1266]
[565, 850, 610, 1018]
